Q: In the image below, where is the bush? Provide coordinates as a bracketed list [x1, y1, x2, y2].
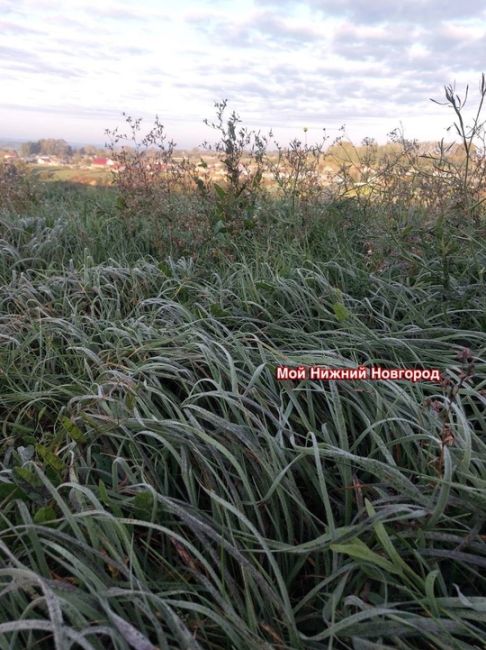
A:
[106, 114, 211, 258]
[0, 159, 38, 212]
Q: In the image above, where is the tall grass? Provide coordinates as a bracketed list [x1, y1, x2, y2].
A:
[1, 77, 486, 648]
[0, 190, 485, 648]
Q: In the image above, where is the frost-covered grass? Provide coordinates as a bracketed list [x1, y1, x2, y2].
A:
[0, 189, 485, 649]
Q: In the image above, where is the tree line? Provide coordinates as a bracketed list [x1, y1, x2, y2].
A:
[20, 140, 106, 159]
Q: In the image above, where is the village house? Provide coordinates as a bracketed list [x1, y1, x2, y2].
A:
[91, 157, 115, 167]
[36, 155, 59, 166]
[2, 151, 18, 160]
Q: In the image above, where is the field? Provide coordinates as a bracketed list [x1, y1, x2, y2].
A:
[31, 166, 113, 186]
[0, 106, 485, 649]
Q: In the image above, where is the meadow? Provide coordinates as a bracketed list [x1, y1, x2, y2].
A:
[0, 87, 485, 649]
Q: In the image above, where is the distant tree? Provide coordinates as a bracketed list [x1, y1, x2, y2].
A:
[20, 141, 40, 157]
[79, 145, 97, 156]
[38, 139, 72, 158]
[78, 145, 107, 157]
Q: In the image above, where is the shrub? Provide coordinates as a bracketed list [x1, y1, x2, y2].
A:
[105, 114, 211, 258]
[201, 99, 269, 235]
[0, 159, 38, 212]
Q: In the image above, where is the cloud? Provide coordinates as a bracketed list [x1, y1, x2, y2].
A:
[2, 0, 484, 145]
[0, 19, 43, 35]
[87, 5, 148, 20]
[0, 45, 84, 78]
[331, 24, 412, 65]
[1, 103, 127, 121]
[249, 11, 321, 44]
[260, 0, 485, 25]
[187, 9, 321, 49]
[0, 45, 42, 63]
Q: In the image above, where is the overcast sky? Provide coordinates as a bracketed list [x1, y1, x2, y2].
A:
[1, 0, 486, 148]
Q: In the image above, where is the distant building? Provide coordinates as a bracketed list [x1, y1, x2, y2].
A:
[36, 156, 58, 165]
[91, 157, 115, 167]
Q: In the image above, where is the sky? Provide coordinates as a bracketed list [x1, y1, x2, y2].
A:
[1, 0, 486, 148]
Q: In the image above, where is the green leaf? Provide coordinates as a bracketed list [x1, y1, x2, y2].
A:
[158, 261, 171, 275]
[125, 392, 136, 411]
[213, 220, 226, 235]
[133, 491, 155, 520]
[13, 466, 43, 488]
[332, 302, 350, 321]
[213, 183, 227, 201]
[98, 480, 110, 506]
[34, 506, 57, 524]
[36, 444, 64, 472]
[0, 483, 29, 503]
[61, 416, 86, 444]
[20, 435, 37, 445]
[209, 303, 229, 318]
[365, 499, 422, 587]
[331, 538, 400, 574]
[92, 451, 113, 476]
[255, 282, 274, 291]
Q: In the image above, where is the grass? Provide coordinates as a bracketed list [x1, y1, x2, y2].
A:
[31, 166, 113, 186]
[0, 165, 485, 650]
